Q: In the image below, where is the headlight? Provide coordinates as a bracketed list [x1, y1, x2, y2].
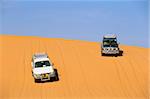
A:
[50, 71, 55, 75]
[34, 74, 41, 78]
[103, 48, 107, 50]
[49, 71, 55, 76]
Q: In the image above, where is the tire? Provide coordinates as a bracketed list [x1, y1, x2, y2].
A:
[114, 54, 118, 57]
[54, 76, 58, 81]
[54, 69, 59, 81]
[50, 76, 57, 82]
[32, 71, 33, 76]
[34, 79, 40, 83]
[101, 53, 105, 56]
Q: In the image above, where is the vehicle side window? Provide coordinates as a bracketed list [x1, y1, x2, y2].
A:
[45, 61, 50, 66]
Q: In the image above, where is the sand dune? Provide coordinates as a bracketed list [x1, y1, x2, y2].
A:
[0, 35, 149, 99]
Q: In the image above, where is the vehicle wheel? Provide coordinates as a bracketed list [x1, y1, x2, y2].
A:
[119, 50, 123, 56]
[54, 76, 58, 81]
[54, 69, 59, 81]
[32, 71, 33, 76]
[101, 53, 105, 56]
[34, 79, 40, 83]
[115, 54, 118, 57]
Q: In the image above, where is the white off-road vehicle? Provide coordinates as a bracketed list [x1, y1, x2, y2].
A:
[101, 34, 120, 56]
[31, 53, 58, 82]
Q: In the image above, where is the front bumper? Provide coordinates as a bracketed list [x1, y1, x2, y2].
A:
[34, 73, 56, 81]
[102, 50, 119, 54]
[41, 74, 50, 81]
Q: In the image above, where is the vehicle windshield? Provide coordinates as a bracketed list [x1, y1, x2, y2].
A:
[103, 38, 118, 47]
[35, 61, 51, 68]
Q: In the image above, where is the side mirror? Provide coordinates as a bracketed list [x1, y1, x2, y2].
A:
[118, 42, 120, 45]
[52, 63, 54, 66]
[31, 62, 34, 68]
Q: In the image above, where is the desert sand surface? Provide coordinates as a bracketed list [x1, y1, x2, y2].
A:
[0, 35, 149, 99]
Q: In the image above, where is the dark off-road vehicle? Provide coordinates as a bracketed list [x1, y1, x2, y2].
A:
[101, 34, 121, 56]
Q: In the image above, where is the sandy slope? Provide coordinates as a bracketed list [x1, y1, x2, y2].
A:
[0, 35, 149, 99]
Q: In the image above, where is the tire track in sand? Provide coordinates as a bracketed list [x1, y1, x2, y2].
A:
[73, 44, 94, 98]
[17, 47, 27, 99]
[126, 55, 148, 98]
[114, 59, 128, 97]
[114, 59, 136, 97]
[55, 40, 72, 98]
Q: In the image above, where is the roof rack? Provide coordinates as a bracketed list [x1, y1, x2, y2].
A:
[103, 34, 117, 38]
[33, 53, 48, 59]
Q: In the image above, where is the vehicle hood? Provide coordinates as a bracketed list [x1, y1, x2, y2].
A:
[33, 66, 54, 74]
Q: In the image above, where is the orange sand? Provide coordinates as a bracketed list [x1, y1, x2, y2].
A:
[0, 35, 149, 99]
